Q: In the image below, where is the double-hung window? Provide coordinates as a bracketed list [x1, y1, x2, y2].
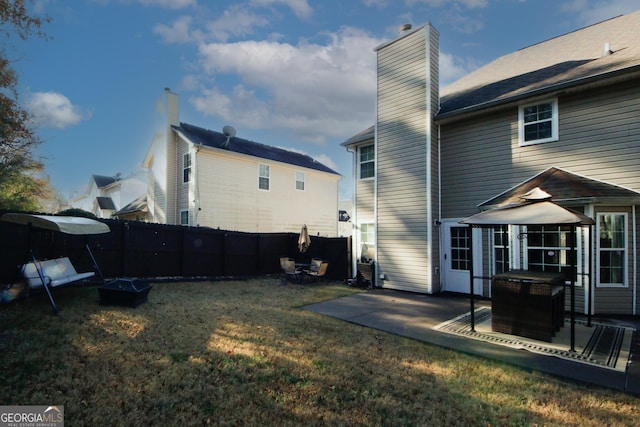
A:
[597, 213, 627, 287]
[180, 210, 189, 226]
[258, 164, 270, 190]
[295, 171, 305, 190]
[359, 145, 374, 179]
[360, 223, 376, 261]
[183, 153, 191, 183]
[519, 99, 558, 145]
[493, 227, 510, 274]
[526, 225, 576, 280]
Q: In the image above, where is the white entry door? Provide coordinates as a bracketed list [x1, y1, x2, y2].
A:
[442, 221, 482, 295]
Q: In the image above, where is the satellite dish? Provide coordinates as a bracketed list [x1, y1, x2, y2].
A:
[222, 125, 236, 147]
[222, 125, 236, 138]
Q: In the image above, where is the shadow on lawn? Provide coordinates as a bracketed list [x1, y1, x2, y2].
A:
[1, 280, 629, 425]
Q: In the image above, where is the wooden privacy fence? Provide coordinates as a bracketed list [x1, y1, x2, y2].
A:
[0, 217, 351, 283]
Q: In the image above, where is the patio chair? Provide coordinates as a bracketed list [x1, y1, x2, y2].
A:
[303, 258, 323, 274]
[306, 261, 328, 283]
[280, 258, 302, 284]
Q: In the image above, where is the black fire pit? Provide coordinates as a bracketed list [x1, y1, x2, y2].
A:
[98, 278, 152, 307]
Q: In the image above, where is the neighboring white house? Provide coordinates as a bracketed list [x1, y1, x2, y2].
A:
[142, 89, 342, 236]
[69, 172, 147, 219]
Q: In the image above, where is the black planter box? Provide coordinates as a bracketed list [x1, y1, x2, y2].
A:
[98, 278, 152, 307]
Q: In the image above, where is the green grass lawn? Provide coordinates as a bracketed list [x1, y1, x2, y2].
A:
[1, 278, 638, 426]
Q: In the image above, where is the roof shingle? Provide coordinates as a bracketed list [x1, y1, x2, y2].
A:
[439, 11, 640, 118]
[174, 123, 340, 175]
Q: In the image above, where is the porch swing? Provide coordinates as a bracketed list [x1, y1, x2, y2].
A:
[1, 212, 110, 314]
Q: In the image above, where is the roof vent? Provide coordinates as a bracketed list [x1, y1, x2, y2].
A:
[400, 23, 412, 33]
[603, 42, 613, 56]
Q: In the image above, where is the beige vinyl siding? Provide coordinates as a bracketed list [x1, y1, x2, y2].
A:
[440, 111, 514, 217]
[441, 81, 640, 217]
[355, 179, 374, 220]
[440, 80, 640, 313]
[375, 25, 438, 293]
[194, 147, 339, 235]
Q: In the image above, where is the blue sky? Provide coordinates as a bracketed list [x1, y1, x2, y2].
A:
[13, 0, 640, 201]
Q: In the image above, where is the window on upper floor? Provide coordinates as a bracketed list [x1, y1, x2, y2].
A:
[359, 145, 375, 179]
[183, 153, 192, 183]
[518, 99, 558, 146]
[296, 171, 305, 190]
[259, 164, 270, 190]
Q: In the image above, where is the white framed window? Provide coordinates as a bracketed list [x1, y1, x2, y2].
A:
[492, 227, 510, 274]
[295, 171, 305, 190]
[525, 225, 576, 280]
[180, 210, 189, 225]
[360, 223, 376, 261]
[597, 213, 627, 288]
[183, 153, 192, 183]
[518, 99, 558, 146]
[258, 164, 270, 190]
[508, 225, 590, 287]
[359, 145, 374, 179]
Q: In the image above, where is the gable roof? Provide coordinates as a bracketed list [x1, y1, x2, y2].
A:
[114, 194, 147, 216]
[173, 122, 340, 175]
[92, 174, 118, 188]
[479, 167, 640, 209]
[438, 10, 640, 120]
[341, 125, 374, 147]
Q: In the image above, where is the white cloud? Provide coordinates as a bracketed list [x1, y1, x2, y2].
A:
[405, 0, 488, 9]
[190, 26, 382, 144]
[155, 5, 271, 43]
[26, 92, 88, 129]
[153, 16, 195, 43]
[135, 0, 196, 9]
[312, 153, 338, 171]
[561, 0, 639, 25]
[249, 0, 313, 18]
[204, 4, 271, 42]
[439, 51, 480, 87]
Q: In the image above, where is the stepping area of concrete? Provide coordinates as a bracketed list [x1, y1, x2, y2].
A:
[304, 289, 640, 396]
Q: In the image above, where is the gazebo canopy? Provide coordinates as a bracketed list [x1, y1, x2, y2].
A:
[460, 187, 594, 226]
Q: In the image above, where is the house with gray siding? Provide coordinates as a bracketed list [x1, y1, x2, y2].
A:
[343, 11, 640, 315]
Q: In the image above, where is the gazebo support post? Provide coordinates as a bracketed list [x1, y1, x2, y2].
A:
[587, 224, 593, 327]
[570, 227, 576, 352]
[469, 225, 475, 332]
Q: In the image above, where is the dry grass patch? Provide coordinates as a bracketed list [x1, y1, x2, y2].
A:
[1, 278, 638, 426]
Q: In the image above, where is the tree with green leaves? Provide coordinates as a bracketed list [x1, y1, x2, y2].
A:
[0, 0, 52, 211]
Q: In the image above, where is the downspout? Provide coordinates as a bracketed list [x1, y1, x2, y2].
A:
[345, 146, 357, 276]
[634, 205, 637, 315]
[193, 144, 202, 226]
